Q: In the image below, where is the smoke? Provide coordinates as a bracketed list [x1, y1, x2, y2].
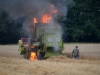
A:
[0, 0, 74, 20]
[0, 0, 74, 51]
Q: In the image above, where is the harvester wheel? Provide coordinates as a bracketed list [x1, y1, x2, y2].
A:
[40, 52, 46, 57]
[26, 50, 29, 59]
[37, 54, 42, 60]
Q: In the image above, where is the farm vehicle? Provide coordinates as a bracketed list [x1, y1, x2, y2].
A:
[18, 23, 64, 60]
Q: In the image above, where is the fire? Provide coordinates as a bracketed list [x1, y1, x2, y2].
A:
[30, 52, 37, 60]
[33, 4, 57, 23]
[42, 13, 52, 23]
[33, 18, 38, 23]
[51, 4, 58, 13]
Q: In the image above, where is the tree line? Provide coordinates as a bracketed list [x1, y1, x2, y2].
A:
[0, 11, 24, 44]
[62, 0, 100, 42]
[0, 0, 100, 44]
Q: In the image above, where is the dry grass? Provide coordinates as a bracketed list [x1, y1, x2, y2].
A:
[0, 44, 100, 75]
[0, 45, 24, 58]
[63, 43, 100, 60]
[0, 56, 100, 75]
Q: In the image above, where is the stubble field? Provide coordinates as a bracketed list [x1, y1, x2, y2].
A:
[0, 44, 100, 75]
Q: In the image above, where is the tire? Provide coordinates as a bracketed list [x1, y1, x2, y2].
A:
[26, 50, 29, 59]
[40, 52, 45, 57]
[37, 54, 42, 60]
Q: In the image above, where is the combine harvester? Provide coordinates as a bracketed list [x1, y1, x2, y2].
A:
[18, 24, 64, 60]
[18, 4, 64, 60]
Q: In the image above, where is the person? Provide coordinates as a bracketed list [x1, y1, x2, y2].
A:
[72, 46, 79, 59]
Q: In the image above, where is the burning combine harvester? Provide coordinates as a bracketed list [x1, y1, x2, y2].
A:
[18, 4, 64, 60]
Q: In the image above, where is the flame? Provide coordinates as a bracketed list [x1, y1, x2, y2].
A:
[33, 4, 57, 23]
[51, 4, 58, 13]
[42, 13, 52, 23]
[33, 18, 38, 23]
[30, 52, 37, 60]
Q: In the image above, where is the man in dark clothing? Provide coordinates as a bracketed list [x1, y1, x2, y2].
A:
[72, 46, 79, 59]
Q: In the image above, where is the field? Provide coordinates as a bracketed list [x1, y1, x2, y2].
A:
[0, 44, 100, 75]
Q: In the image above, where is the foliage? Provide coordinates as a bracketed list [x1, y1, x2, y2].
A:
[0, 10, 24, 44]
[63, 0, 100, 42]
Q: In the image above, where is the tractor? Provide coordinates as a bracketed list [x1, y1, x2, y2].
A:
[18, 23, 64, 60]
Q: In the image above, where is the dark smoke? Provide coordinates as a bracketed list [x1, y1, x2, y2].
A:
[0, 0, 74, 37]
[0, 0, 74, 19]
[0, 0, 74, 51]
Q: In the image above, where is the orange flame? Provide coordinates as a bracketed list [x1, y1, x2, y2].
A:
[33, 4, 57, 23]
[33, 18, 38, 23]
[42, 13, 52, 23]
[30, 52, 37, 60]
[51, 4, 58, 13]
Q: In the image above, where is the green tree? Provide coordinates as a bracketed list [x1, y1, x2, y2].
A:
[0, 10, 24, 44]
[0, 11, 8, 33]
[64, 0, 100, 42]
[0, 11, 9, 43]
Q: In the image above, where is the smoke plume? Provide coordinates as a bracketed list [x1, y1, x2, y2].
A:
[0, 0, 74, 21]
[0, 0, 74, 51]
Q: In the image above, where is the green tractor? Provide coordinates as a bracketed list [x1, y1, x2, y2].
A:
[18, 24, 64, 60]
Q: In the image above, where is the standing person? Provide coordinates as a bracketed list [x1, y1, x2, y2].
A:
[72, 46, 79, 59]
